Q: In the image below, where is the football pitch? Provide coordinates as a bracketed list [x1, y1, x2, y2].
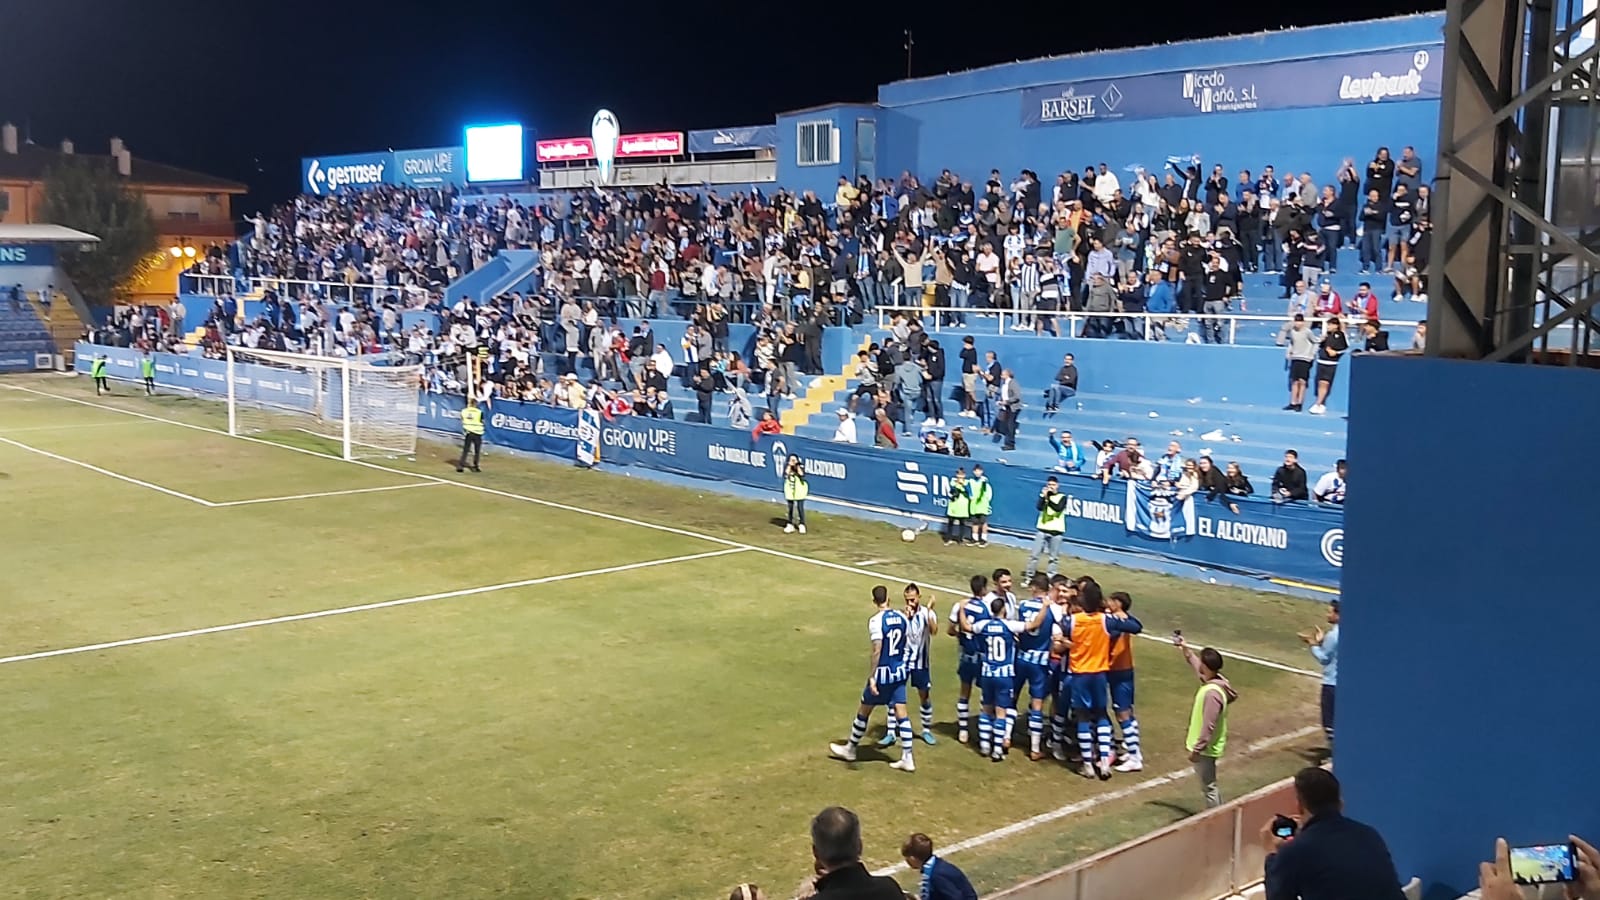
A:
[0, 375, 1326, 899]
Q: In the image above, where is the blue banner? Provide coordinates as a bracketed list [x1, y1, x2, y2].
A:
[0, 244, 54, 266]
[300, 152, 393, 196]
[392, 146, 464, 188]
[79, 343, 1344, 587]
[1020, 45, 1442, 128]
[687, 125, 780, 154]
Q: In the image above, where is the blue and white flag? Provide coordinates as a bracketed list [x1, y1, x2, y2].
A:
[577, 408, 601, 467]
[1125, 481, 1196, 540]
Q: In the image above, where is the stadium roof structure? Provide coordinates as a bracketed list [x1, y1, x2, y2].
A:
[0, 223, 99, 244]
[0, 141, 246, 194]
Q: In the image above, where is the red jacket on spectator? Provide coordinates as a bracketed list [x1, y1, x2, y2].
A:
[1314, 289, 1342, 318]
[1346, 290, 1379, 321]
[752, 417, 782, 440]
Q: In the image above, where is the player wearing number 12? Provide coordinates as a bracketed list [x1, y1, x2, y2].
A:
[830, 586, 917, 772]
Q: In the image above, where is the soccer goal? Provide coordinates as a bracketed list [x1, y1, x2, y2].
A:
[225, 347, 423, 460]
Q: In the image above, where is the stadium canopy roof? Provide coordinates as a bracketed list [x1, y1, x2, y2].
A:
[0, 224, 100, 244]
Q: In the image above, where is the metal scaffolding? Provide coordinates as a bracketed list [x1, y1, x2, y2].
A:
[1431, 0, 1600, 362]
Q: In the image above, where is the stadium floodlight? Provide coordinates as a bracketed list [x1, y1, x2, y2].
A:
[592, 109, 619, 183]
[225, 346, 422, 461]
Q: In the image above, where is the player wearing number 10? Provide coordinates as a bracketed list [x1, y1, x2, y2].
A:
[958, 596, 1051, 762]
[830, 586, 917, 773]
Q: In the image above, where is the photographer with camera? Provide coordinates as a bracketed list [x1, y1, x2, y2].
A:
[783, 454, 809, 535]
[1262, 768, 1406, 900]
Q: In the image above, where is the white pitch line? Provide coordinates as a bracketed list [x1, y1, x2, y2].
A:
[0, 435, 216, 507]
[0, 547, 748, 667]
[211, 481, 441, 508]
[868, 725, 1321, 877]
[0, 420, 152, 434]
[0, 382, 1321, 678]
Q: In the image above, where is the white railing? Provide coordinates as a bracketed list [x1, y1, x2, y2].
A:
[182, 273, 433, 307]
[871, 304, 1406, 345]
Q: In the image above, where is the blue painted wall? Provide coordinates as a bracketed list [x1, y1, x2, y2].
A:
[876, 14, 1444, 191]
[874, 333, 1350, 411]
[776, 104, 878, 200]
[1339, 355, 1600, 900]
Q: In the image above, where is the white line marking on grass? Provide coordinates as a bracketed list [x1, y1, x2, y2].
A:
[210, 482, 441, 507]
[0, 383, 1320, 678]
[0, 420, 151, 434]
[0, 435, 216, 507]
[868, 725, 1321, 877]
[0, 547, 748, 667]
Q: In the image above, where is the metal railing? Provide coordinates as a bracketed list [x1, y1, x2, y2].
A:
[181, 273, 430, 306]
[871, 304, 1406, 345]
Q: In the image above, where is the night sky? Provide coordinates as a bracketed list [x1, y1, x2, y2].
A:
[0, 0, 1438, 207]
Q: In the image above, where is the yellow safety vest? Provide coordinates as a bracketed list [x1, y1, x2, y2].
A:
[1187, 682, 1230, 758]
[784, 474, 809, 501]
[947, 481, 970, 518]
[461, 406, 485, 435]
[1037, 492, 1066, 534]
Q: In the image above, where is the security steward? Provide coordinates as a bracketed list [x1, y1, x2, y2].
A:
[457, 399, 485, 473]
[91, 353, 111, 395]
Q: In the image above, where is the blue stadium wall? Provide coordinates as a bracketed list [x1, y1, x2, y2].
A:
[775, 14, 1446, 195]
[1339, 355, 1600, 899]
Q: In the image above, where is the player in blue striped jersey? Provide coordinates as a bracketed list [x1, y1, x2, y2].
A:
[1015, 573, 1068, 760]
[983, 568, 1022, 746]
[946, 574, 992, 745]
[879, 583, 940, 748]
[957, 595, 1052, 761]
[830, 585, 918, 772]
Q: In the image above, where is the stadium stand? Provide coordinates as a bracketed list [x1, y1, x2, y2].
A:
[0, 284, 58, 371]
[110, 139, 1433, 493]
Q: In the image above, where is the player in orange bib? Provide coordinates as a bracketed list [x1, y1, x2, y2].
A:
[1060, 581, 1142, 779]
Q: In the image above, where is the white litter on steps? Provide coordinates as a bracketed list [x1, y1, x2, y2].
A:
[1200, 428, 1226, 441]
[1148, 411, 1160, 418]
[1186, 397, 1202, 404]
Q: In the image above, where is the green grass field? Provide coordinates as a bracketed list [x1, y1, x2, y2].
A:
[0, 374, 1328, 899]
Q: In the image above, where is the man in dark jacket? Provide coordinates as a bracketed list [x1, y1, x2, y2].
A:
[1264, 768, 1407, 900]
[809, 807, 906, 900]
[1271, 449, 1310, 502]
[901, 833, 978, 900]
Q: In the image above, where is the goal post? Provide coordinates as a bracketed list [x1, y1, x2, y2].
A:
[224, 346, 423, 460]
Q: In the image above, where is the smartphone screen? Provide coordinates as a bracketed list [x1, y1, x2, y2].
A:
[1510, 843, 1576, 884]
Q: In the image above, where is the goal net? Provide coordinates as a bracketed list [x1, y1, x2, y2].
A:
[225, 346, 423, 460]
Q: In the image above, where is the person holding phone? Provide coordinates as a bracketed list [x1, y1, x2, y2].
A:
[1262, 768, 1407, 900]
[1479, 835, 1600, 899]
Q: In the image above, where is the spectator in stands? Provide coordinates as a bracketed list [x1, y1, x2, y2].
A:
[950, 427, 970, 458]
[1177, 638, 1236, 809]
[1313, 459, 1347, 505]
[833, 408, 858, 444]
[873, 408, 897, 449]
[1358, 188, 1387, 276]
[1300, 600, 1339, 756]
[1225, 460, 1255, 499]
[1047, 428, 1085, 473]
[1308, 317, 1348, 416]
[993, 369, 1022, 452]
[1283, 315, 1317, 412]
[1043, 353, 1078, 413]
[752, 409, 781, 440]
[1263, 768, 1406, 900]
[1101, 438, 1152, 484]
[1271, 450, 1309, 502]
[901, 833, 978, 900]
[1479, 835, 1600, 900]
[1411, 321, 1427, 351]
[1195, 456, 1239, 514]
[807, 806, 905, 899]
[1356, 320, 1389, 353]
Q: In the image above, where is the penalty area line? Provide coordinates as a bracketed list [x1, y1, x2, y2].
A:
[0, 434, 216, 507]
[211, 481, 442, 507]
[868, 724, 1321, 877]
[0, 547, 748, 667]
